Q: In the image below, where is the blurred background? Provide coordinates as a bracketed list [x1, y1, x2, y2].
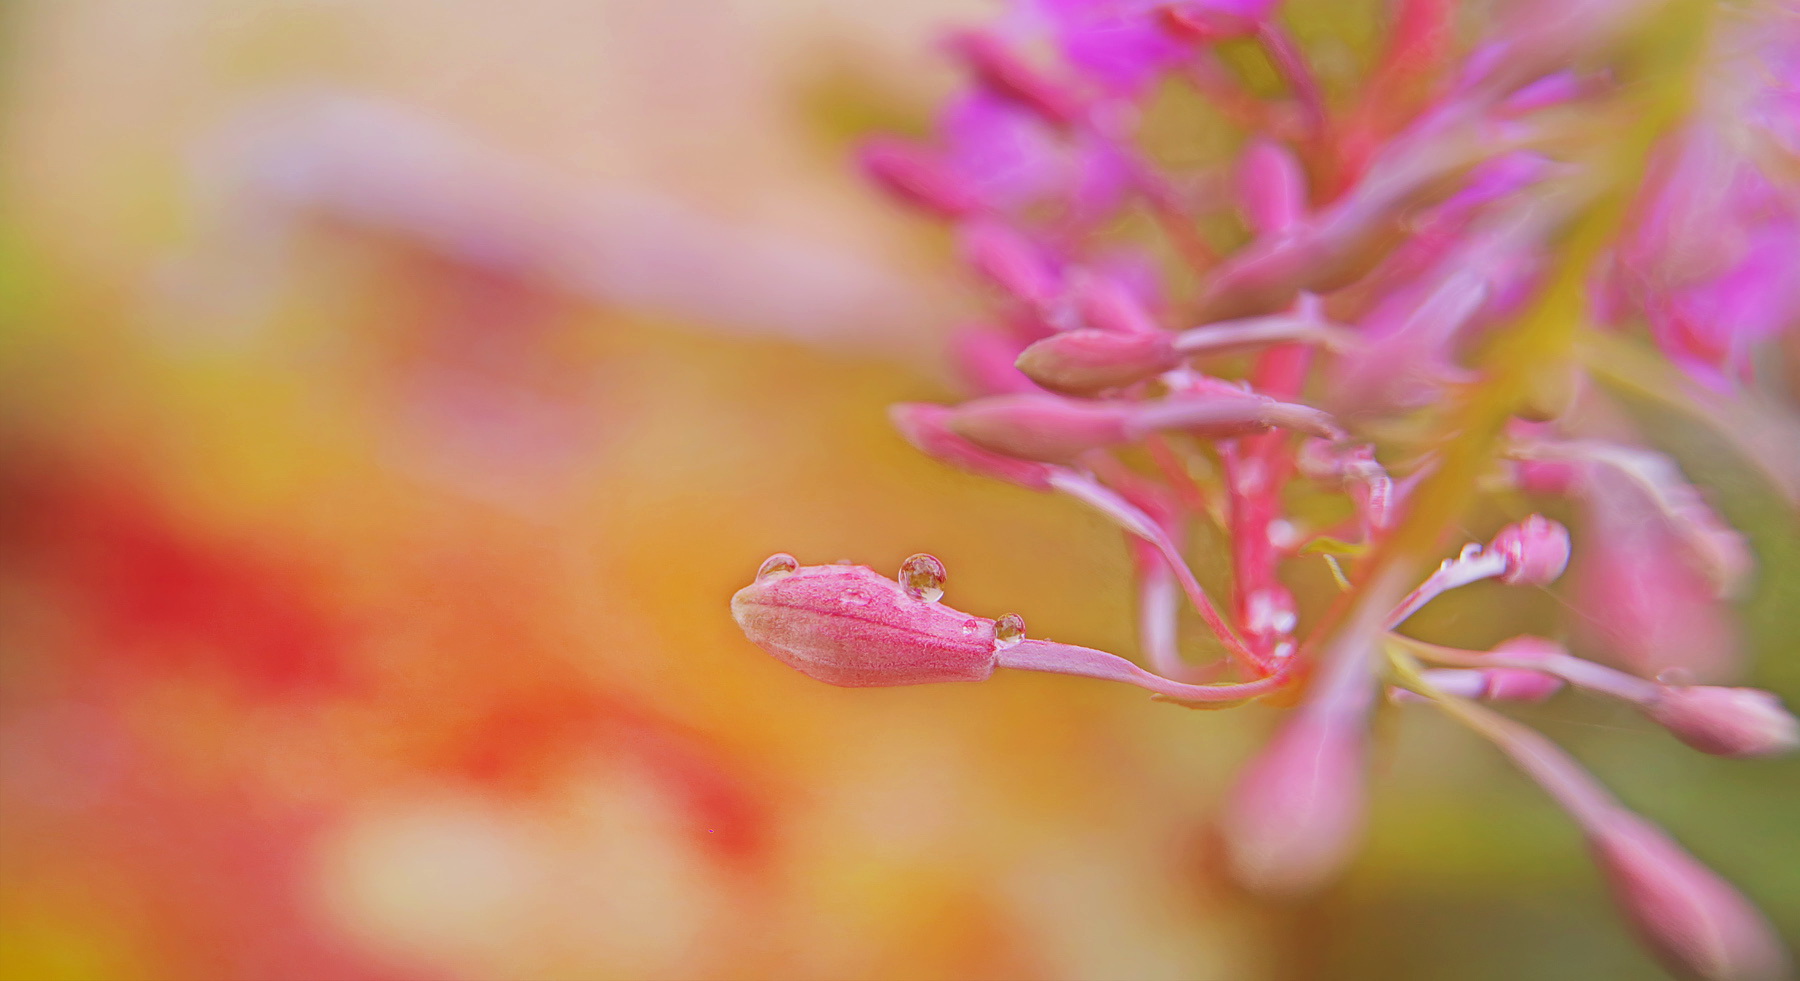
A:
[0, 2, 1794, 979]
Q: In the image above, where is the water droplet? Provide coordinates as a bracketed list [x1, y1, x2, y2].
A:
[960, 619, 981, 636]
[756, 553, 798, 581]
[1656, 667, 1695, 688]
[899, 553, 947, 602]
[1267, 519, 1300, 549]
[994, 613, 1025, 649]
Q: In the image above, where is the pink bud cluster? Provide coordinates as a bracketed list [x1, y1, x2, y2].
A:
[736, 1, 1800, 976]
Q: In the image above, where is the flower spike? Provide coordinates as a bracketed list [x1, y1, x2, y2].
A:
[735, 1, 1800, 975]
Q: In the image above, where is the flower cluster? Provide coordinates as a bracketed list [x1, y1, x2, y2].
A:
[736, 2, 1799, 977]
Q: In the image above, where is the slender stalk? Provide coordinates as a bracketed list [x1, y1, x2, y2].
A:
[997, 638, 1289, 701]
[1049, 471, 1267, 674]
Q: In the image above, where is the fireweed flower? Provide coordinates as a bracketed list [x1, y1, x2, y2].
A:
[735, 0, 1799, 974]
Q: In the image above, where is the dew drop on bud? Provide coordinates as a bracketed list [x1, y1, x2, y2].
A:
[756, 553, 799, 581]
[994, 613, 1026, 649]
[899, 553, 947, 602]
[1656, 667, 1695, 688]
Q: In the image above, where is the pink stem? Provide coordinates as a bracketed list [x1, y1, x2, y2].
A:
[1049, 471, 1267, 673]
[1431, 695, 1619, 825]
[1384, 548, 1509, 627]
[1403, 638, 1662, 704]
[1255, 22, 1331, 147]
[996, 639, 1289, 701]
[1171, 313, 1357, 357]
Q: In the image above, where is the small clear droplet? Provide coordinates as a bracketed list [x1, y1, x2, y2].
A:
[961, 619, 980, 636]
[1656, 667, 1695, 688]
[756, 553, 798, 581]
[994, 613, 1026, 649]
[899, 553, 947, 602]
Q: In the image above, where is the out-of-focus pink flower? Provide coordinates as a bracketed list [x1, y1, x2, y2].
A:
[1219, 708, 1369, 897]
[946, 390, 1337, 464]
[1589, 811, 1792, 981]
[1573, 468, 1740, 682]
[1236, 138, 1307, 235]
[890, 402, 1060, 490]
[1033, 0, 1197, 95]
[960, 220, 1060, 305]
[950, 325, 1045, 396]
[858, 137, 982, 219]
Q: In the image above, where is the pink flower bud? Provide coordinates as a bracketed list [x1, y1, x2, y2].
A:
[948, 394, 1134, 463]
[946, 31, 1083, 127]
[1588, 810, 1791, 981]
[1575, 468, 1740, 681]
[960, 221, 1058, 305]
[1645, 686, 1800, 759]
[889, 402, 1058, 491]
[1514, 457, 1583, 495]
[1220, 710, 1369, 897]
[1014, 329, 1178, 396]
[732, 558, 998, 687]
[1238, 138, 1307, 235]
[950, 326, 1040, 396]
[1490, 514, 1571, 586]
[1482, 667, 1565, 702]
[857, 138, 979, 220]
[1157, 5, 1257, 44]
[946, 391, 1336, 464]
[1402, 667, 1563, 703]
[1070, 273, 1161, 335]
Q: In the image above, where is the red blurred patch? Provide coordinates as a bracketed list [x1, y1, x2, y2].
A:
[0, 456, 348, 698]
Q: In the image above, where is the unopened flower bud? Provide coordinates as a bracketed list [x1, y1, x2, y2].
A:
[1014, 329, 1178, 396]
[1482, 667, 1565, 702]
[951, 327, 1040, 396]
[1490, 514, 1570, 586]
[1513, 457, 1582, 495]
[1645, 686, 1799, 759]
[1401, 667, 1563, 703]
[732, 559, 998, 687]
[857, 138, 979, 219]
[946, 30, 1083, 127]
[889, 402, 1059, 490]
[960, 221, 1057, 304]
[1157, 5, 1257, 43]
[1588, 810, 1791, 981]
[948, 390, 1335, 464]
[1220, 710, 1369, 897]
[949, 394, 1133, 463]
[1070, 273, 1161, 335]
[1238, 138, 1307, 235]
